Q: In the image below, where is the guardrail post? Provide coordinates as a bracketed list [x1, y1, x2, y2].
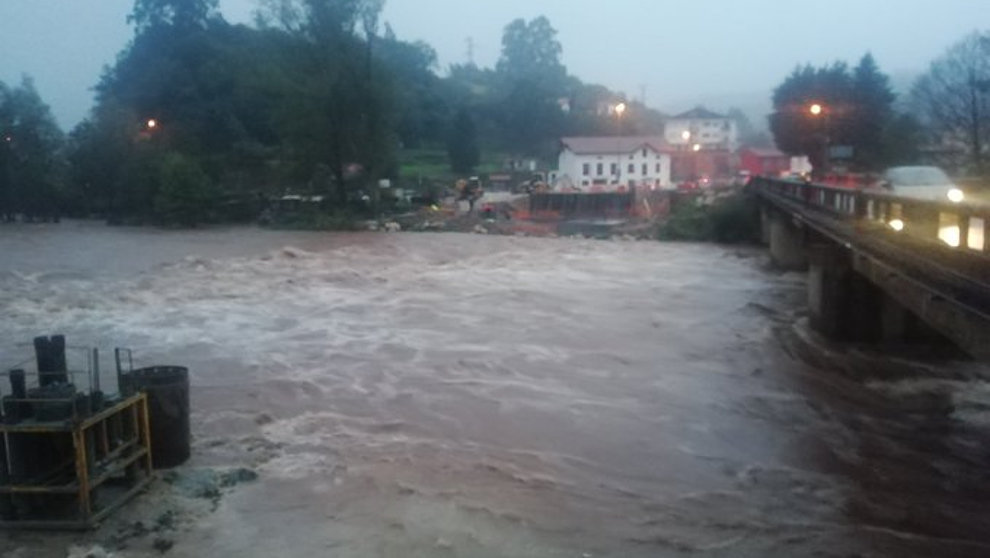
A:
[853, 192, 866, 220]
[958, 213, 970, 250]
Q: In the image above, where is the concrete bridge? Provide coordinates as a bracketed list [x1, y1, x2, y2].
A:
[750, 176, 990, 361]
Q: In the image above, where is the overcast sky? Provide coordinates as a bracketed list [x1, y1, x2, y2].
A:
[0, 0, 984, 130]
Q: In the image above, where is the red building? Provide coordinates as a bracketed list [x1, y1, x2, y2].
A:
[669, 150, 734, 182]
[739, 147, 791, 177]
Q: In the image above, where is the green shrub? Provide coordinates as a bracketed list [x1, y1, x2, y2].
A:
[154, 153, 219, 227]
[657, 193, 759, 243]
[709, 193, 760, 243]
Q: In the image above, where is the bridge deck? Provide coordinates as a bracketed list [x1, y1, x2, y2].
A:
[753, 177, 990, 360]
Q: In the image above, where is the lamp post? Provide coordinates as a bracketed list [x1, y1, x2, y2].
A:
[809, 103, 829, 178]
[614, 102, 626, 190]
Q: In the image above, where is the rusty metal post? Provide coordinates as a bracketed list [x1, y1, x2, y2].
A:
[139, 394, 153, 477]
[72, 427, 91, 523]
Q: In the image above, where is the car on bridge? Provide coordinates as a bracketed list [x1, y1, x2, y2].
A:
[873, 166, 966, 204]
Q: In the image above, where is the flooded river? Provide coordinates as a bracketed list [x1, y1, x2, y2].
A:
[1, 221, 989, 557]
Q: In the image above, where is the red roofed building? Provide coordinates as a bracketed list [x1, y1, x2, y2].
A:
[554, 136, 674, 192]
[739, 147, 792, 176]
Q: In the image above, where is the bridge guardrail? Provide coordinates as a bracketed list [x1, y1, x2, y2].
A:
[751, 177, 989, 254]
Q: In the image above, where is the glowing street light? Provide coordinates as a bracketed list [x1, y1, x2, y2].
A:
[681, 130, 691, 142]
[692, 143, 702, 152]
[807, 103, 830, 177]
[613, 102, 627, 187]
[146, 118, 158, 130]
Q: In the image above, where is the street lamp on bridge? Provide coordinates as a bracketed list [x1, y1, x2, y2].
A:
[613, 102, 627, 188]
[808, 102, 829, 177]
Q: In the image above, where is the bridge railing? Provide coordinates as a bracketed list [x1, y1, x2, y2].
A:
[751, 177, 989, 254]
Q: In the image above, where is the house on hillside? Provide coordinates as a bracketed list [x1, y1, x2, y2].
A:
[551, 136, 673, 192]
[664, 107, 739, 152]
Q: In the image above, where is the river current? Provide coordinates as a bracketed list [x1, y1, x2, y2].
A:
[1, 220, 988, 557]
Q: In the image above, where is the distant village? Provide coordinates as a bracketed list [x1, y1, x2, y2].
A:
[499, 107, 810, 195]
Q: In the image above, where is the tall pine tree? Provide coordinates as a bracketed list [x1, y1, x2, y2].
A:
[850, 53, 895, 170]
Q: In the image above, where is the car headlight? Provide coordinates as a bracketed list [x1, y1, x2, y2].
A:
[947, 188, 964, 203]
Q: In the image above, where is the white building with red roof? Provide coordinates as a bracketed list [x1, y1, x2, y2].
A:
[552, 136, 674, 192]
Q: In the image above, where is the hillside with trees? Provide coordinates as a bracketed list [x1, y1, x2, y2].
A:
[50, 0, 658, 225]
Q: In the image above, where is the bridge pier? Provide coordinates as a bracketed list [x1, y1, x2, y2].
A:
[879, 293, 911, 343]
[807, 244, 848, 338]
[807, 243, 917, 344]
[759, 206, 771, 245]
[768, 211, 807, 270]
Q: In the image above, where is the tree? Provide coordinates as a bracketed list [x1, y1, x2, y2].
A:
[258, 0, 396, 207]
[129, 0, 219, 32]
[769, 63, 855, 174]
[496, 16, 566, 87]
[0, 76, 65, 221]
[447, 108, 479, 174]
[154, 151, 218, 225]
[850, 53, 896, 169]
[881, 113, 924, 166]
[494, 16, 568, 158]
[911, 31, 990, 175]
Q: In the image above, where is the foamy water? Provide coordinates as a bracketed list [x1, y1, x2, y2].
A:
[1, 221, 989, 557]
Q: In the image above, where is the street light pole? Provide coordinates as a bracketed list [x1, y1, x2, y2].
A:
[614, 103, 626, 190]
[809, 103, 829, 179]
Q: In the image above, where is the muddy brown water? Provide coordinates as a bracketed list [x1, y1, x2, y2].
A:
[1, 220, 989, 557]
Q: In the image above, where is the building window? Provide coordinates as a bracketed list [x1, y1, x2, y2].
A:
[582, 163, 590, 176]
[582, 180, 589, 186]
[655, 163, 661, 173]
[629, 154, 634, 160]
[627, 163, 635, 174]
[596, 163, 603, 176]
[642, 163, 648, 175]
[642, 148, 647, 157]
[610, 163, 618, 175]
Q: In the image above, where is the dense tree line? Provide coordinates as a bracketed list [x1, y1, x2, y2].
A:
[0, 77, 66, 221]
[769, 53, 923, 175]
[6, 1, 983, 227]
[2, 1, 663, 225]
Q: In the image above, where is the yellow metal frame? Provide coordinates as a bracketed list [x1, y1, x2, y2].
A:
[0, 393, 154, 530]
